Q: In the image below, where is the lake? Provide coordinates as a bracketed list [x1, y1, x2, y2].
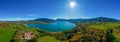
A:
[26, 21, 76, 32]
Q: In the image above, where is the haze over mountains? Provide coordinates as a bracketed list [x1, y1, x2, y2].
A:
[31, 17, 119, 23]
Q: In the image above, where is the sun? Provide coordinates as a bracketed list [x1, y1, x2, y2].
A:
[69, 1, 76, 8]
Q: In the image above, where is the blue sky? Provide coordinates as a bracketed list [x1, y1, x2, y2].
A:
[0, 0, 120, 21]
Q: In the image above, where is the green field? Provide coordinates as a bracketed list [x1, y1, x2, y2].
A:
[89, 22, 120, 29]
[0, 28, 16, 42]
[112, 33, 120, 42]
[37, 36, 61, 42]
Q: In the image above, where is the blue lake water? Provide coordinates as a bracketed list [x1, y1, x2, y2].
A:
[26, 21, 76, 32]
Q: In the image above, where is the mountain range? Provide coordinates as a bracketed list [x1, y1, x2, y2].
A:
[31, 17, 119, 23]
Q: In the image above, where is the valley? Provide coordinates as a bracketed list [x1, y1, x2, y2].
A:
[0, 17, 120, 42]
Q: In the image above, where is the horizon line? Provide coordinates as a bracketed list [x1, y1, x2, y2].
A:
[0, 17, 119, 21]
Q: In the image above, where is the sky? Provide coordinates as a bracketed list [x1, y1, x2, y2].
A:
[0, 0, 120, 21]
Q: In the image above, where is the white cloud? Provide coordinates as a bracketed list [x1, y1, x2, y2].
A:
[0, 18, 36, 21]
[27, 14, 38, 17]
